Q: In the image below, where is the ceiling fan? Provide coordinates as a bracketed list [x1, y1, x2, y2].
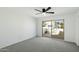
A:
[35, 7, 54, 15]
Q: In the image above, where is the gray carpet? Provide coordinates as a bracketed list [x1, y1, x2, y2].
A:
[0, 37, 79, 52]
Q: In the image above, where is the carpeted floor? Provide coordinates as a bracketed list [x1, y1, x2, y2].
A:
[0, 37, 79, 52]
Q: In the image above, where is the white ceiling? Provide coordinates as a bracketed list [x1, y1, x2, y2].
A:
[0, 7, 79, 18]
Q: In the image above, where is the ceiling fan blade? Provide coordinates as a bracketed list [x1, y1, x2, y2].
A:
[35, 9, 42, 12]
[46, 12, 54, 14]
[45, 7, 51, 11]
[35, 13, 42, 15]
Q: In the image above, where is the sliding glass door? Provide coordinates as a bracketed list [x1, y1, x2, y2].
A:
[42, 20, 64, 39]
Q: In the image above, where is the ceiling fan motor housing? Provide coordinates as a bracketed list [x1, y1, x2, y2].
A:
[42, 9, 46, 12]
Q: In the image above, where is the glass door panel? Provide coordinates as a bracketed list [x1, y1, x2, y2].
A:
[51, 20, 64, 39]
[42, 21, 52, 37]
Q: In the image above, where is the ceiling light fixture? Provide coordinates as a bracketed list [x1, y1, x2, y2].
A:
[42, 13, 46, 16]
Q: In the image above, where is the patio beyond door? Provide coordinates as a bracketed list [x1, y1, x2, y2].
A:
[42, 20, 64, 39]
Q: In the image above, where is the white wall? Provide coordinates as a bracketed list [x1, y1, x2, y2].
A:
[0, 8, 36, 49]
[75, 11, 79, 46]
[36, 13, 76, 43]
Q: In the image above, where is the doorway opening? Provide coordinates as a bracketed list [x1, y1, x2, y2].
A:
[42, 19, 64, 39]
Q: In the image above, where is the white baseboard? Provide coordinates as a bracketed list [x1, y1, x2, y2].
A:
[64, 40, 79, 46]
